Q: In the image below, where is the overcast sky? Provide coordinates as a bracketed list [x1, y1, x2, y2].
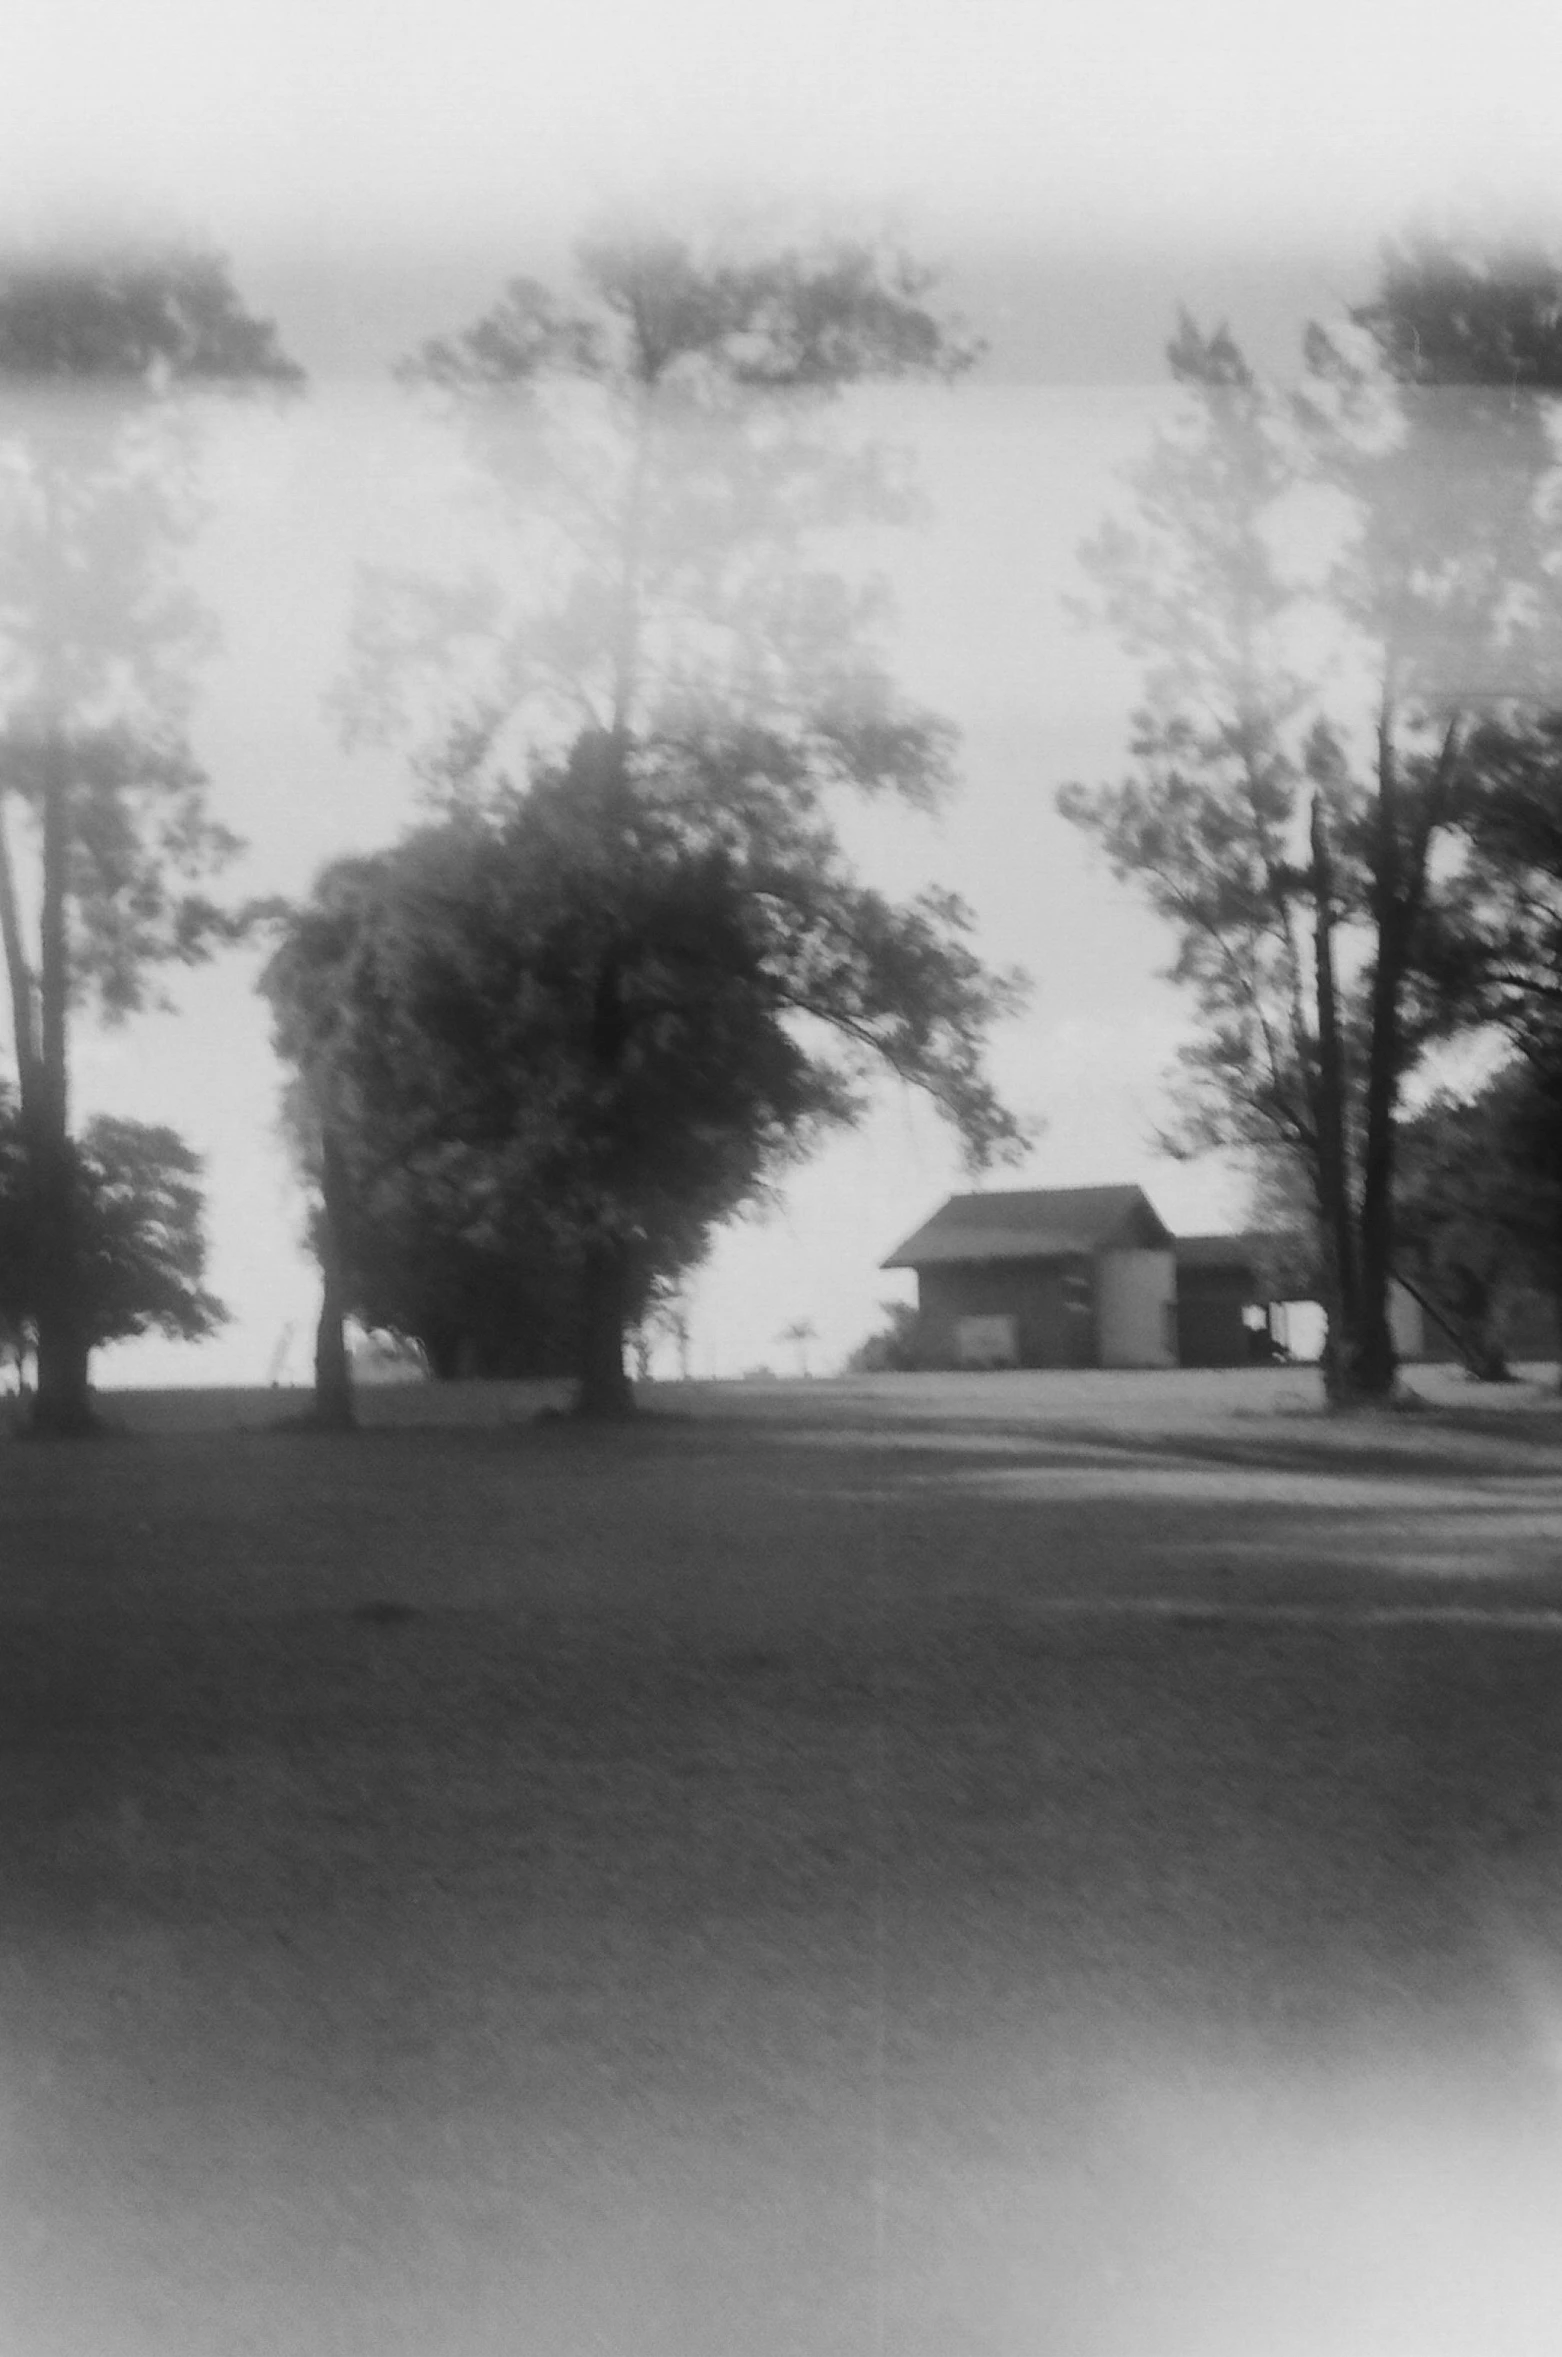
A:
[7, 0, 1559, 1384]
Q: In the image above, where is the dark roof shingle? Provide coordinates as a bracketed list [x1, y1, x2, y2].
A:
[882, 1184, 1172, 1269]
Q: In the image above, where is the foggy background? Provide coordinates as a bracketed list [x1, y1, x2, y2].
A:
[6, 0, 1555, 1382]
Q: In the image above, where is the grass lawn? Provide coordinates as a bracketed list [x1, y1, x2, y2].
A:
[4, 1373, 1562, 2353]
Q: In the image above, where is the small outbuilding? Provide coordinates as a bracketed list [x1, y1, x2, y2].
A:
[883, 1185, 1562, 1375]
[882, 1185, 1180, 1371]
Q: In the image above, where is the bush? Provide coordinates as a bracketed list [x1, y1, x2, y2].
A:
[845, 1300, 921, 1373]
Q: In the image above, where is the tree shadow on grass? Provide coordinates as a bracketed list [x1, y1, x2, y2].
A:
[878, 1406, 1562, 1488]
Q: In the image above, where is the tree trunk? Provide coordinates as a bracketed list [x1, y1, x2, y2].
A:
[29, 733, 93, 1438]
[29, 1121, 90, 1435]
[312, 1282, 354, 1430]
[571, 879, 638, 1420]
[1351, 714, 1406, 1402]
[311, 1120, 356, 1432]
[1353, 1025, 1400, 1399]
[1310, 794, 1365, 1408]
[574, 1234, 636, 1420]
[0, 794, 39, 1087]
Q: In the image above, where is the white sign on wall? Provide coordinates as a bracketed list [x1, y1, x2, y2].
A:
[956, 1315, 1019, 1368]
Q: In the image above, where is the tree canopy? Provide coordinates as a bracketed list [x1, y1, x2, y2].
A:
[1062, 236, 1562, 1402]
[343, 229, 979, 795]
[299, 228, 1020, 1414]
[265, 732, 1022, 1413]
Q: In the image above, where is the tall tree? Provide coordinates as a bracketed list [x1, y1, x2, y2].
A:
[264, 739, 1021, 1419]
[0, 246, 301, 1431]
[334, 225, 1013, 1412]
[1062, 238, 1562, 1403]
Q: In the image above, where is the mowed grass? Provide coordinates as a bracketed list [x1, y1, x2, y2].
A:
[5, 1380, 1562, 2354]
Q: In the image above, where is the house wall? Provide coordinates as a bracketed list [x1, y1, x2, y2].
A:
[1176, 1268, 1252, 1367]
[1388, 1281, 1428, 1361]
[1097, 1250, 1177, 1368]
[1116, 1198, 1176, 1251]
[917, 1259, 1094, 1369]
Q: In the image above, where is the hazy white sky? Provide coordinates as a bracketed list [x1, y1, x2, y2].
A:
[8, 0, 1559, 1383]
[7, 0, 1558, 259]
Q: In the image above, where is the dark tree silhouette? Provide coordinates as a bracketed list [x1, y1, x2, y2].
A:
[0, 244, 300, 1432]
[331, 224, 1019, 1414]
[0, 1082, 225, 1387]
[1062, 237, 1562, 1403]
[265, 737, 1022, 1420]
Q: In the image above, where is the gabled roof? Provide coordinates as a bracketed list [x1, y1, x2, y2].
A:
[882, 1185, 1173, 1269]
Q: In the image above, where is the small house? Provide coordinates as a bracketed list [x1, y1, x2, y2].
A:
[882, 1185, 1179, 1370]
